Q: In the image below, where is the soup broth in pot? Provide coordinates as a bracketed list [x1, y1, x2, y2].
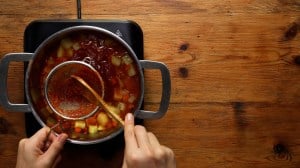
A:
[35, 31, 141, 140]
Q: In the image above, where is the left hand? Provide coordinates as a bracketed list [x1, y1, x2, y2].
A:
[16, 127, 68, 168]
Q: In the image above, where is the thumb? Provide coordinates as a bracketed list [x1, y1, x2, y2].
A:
[43, 133, 68, 166]
[124, 113, 138, 151]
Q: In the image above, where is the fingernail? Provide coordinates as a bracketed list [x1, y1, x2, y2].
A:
[126, 113, 133, 122]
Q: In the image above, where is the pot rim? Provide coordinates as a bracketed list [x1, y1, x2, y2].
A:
[25, 25, 145, 145]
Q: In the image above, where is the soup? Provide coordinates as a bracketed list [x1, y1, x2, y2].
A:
[36, 32, 141, 140]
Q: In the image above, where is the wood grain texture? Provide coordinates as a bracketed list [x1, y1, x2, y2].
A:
[0, 0, 300, 167]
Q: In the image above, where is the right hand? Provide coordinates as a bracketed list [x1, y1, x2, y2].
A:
[122, 113, 176, 168]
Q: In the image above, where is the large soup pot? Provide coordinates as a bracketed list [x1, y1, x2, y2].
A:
[0, 26, 171, 145]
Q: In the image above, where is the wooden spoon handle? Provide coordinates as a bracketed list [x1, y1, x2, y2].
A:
[91, 88, 125, 126]
[71, 75, 124, 126]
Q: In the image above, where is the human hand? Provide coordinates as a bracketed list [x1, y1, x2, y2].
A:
[122, 113, 176, 168]
[16, 127, 68, 168]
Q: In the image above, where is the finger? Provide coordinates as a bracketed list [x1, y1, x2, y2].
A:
[44, 130, 56, 143]
[43, 133, 68, 166]
[162, 146, 176, 166]
[124, 113, 138, 151]
[30, 127, 49, 140]
[47, 131, 57, 142]
[43, 129, 58, 151]
[134, 125, 151, 149]
[147, 132, 161, 147]
[17, 138, 28, 154]
[29, 127, 50, 148]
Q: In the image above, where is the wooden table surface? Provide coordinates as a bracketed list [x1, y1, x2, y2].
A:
[1, 0, 300, 167]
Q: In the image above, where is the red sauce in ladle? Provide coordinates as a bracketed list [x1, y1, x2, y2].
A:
[46, 61, 104, 120]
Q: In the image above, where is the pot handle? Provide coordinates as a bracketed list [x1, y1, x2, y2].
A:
[136, 60, 171, 119]
[0, 53, 34, 112]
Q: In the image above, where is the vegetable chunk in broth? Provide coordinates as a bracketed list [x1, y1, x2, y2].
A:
[37, 32, 141, 140]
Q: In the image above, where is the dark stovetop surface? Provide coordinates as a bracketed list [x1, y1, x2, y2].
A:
[23, 20, 144, 149]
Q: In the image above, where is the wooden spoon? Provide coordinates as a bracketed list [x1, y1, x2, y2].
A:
[71, 75, 125, 126]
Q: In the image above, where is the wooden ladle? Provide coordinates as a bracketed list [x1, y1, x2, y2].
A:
[71, 75, 125, 126]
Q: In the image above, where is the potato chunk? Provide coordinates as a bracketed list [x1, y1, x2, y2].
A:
[97, 112, 109, 126]
[88, 125, 98, 134]
[74, 120, 86, 129]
